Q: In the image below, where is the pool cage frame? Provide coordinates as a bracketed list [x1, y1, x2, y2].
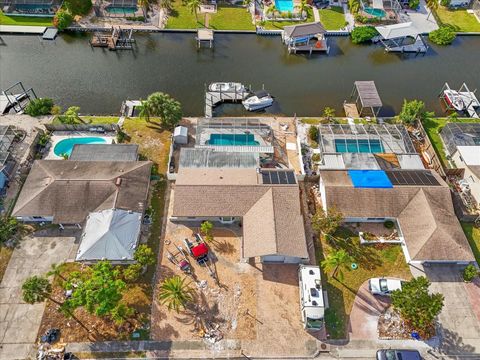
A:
[317, 123, 416, 155]
[439, 122, 480, 156]
[195, 118, 275, 153]
[361, 0, 402, 19]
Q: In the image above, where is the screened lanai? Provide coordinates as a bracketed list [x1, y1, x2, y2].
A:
[440, 122, 480, 155]
[195, 118, 274, 153]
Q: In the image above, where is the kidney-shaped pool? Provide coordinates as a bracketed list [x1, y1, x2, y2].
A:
[53, 137, 107, 157]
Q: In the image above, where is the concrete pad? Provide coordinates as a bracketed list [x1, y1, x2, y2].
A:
[398, 0, 439, 34]
[0, 343, 34, 360]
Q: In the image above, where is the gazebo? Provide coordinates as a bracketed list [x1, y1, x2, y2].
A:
[348, 81, 383, 117]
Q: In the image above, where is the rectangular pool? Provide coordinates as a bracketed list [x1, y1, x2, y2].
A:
[335, 139, 384, 153]
[275, 0, 294, 12]
[207, 134, 260, 146]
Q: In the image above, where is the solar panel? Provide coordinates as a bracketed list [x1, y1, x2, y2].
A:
[260, 170, 296, 185]
[270, 171, 279, 184]
[386, 170, 440, 186]
[278, 171, 288, 184]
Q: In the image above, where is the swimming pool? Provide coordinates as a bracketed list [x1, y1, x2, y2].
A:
[207, 134, 260, 146]
[335, 139, 384, 153]
[275, 0, 294, 12]
[54, 137, 107, 157]
[363, 7, 386, 18]
[105, 6, 137, 14]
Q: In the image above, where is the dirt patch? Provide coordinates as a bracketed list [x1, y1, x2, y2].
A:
[0, 246, 13, 282]
[378, 307, 412, 340]
[151, 223, 257, 342]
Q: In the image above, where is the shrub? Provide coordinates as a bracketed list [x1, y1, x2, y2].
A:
[51, 105, 62, 115]
[399, 99, 426, 125]
[440, 0, 450, 6]
[116, 129, 126, 143]
[348, 0, 361, 14]
[123, 263, 142, 282]
[64, 0, 92, 16]
[134, 245, 155, 267]
[409, 0, 419, 8]
[24, 98, 54, 117]
[58, 106, 81, 124]
[354, 14, 378, 24]
[429, 25, 456, 46]
[53, 9, 73, 31]
[463, 264, 478, 282]
[0, 217, 19, 244]
[308, 126, 319, 143]
[350, 26, 378, 44]
[311, 153, 321, 163]
[384, 220, 395, 229]
[126, 16, 145, 21]
[38, 133, 51, 147]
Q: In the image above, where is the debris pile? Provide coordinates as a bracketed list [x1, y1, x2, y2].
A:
[378, 307, 411, 339]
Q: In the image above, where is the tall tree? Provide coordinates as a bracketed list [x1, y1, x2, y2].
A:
[143, 92, 182, 129]
[139, 100, 151, 122]
[321, 249, 354, 281]
[297, 0, 308, 16]
[47, 263, 67, 282]
[398, 99, 427, 125]
[311, 207, 343, 237]
[391, 276, 444, 336]
[65, 261, 126, 318]
[138, 0, 149, 19]
[134, 244, 156, 267]
[22, 276, 90, 333]
[425, 0, 438, 20]
[185, 0, 202, 22]
[158, 275, 195, 313]
[160, 0, 173, 10]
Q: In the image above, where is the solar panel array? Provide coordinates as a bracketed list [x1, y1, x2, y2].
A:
[261, 170, 296, 185]
[386, 170, 440, 186]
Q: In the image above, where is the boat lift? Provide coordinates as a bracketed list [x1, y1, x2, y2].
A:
[439, 82, 480, 119]
[1, 81, 37, 115]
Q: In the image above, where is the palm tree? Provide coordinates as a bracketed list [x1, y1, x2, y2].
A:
[425, 0, 438, 20]
[321, 249, 354, 282]
[47, 263, 67, 282]
[243, 0, 253, 10]
[158, 275, 195, 313]
[22, 276, 91, 334]
[266, 3, 276, 18]
[138, 0, 149, 20]
[160, 0, 173, 11]
[139, 100, 151, 122]
[296, 0, 308, 17]
[185, 0, 202, 23]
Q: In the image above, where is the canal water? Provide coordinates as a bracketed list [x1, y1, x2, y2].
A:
[0, 33, 479, 117]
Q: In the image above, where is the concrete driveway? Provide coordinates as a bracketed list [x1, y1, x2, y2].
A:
[348, 280, 391, 340]
[0, 232, 77, 360]
[422, 264, 480, 357]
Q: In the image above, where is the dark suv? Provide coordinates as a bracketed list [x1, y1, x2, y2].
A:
[376, 349, 422, 360]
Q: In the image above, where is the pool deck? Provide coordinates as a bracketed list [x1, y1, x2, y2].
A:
[45, 132, 114, 159]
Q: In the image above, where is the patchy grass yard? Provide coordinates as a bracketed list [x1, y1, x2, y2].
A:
[262, 8, 314, 30]
[318, 227, 412, 339]
[435, 7, 480, 33]
[0, 246, 13, 282]
[462, 222, 480, 266]
[166, 2, 254, 30]
[51, 116, 119, 125]
[319, 6, 346, 30]
[421, 117, 480, 168]
[0, 11, 53, 26]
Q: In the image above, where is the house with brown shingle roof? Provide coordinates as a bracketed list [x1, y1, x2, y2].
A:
[318, 169, 475, 264]
[172, 164, 309, 263]
[12, 160, 152, 225]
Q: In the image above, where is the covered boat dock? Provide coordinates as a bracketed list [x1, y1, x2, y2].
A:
[375, 22, 428, 54]
[345, 81, 383, 117]
[282, 22, 329, 55]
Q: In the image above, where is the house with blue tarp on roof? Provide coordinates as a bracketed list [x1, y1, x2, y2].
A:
[317, 169, 475, 264]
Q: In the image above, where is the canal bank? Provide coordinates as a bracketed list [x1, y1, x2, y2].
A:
[0, 33, 479, 117]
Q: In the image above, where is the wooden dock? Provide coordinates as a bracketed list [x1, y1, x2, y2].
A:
[90, 27, 135, 51]
[205, 86, 249, 118]
[343, 102, 360, 118]
[196, 28, 214, 49]
[287, 40, 330, 55]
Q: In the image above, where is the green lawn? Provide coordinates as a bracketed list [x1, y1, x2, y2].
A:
[462, 222, 480, 266]
[422, 117, 480, 168]
[318, 227, 412, 339]
[262, 8, 314, 30]
[51, 116, 120, 125]
[436, 7, 480, 33]
[166, 2, 254, 30]
[0, 11, 53, 26]
[319, 6, 346, 30]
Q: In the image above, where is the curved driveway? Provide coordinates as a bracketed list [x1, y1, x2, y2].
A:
[348, 280, 391, 340]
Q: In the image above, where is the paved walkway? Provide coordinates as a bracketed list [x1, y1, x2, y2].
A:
[397, 0, 439, 34]
[0, 233, 77, 360]
[348, 280, 390, 340]
[313, 6, 320, 22]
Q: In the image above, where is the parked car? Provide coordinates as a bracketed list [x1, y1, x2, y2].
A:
[376, 349, 422, 360]
[368, 277, 405, 296]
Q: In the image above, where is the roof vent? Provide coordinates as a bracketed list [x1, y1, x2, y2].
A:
[312, 300, 318, 306]
[115, 178, 122, 186]
[309, 269, 314, 275]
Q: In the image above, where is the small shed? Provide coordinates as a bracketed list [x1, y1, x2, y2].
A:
[76, 209, 142, 262]
[173, 126, 188, 144]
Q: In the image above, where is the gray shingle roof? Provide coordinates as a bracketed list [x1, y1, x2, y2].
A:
[283, 22, 326, 38]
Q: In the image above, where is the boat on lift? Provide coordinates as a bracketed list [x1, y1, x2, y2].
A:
[208, 82, 245, 92]
[443, 89, 466, 111]
[242, 90, 274, 111]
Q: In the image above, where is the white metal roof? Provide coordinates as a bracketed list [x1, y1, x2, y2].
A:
[457, 146, 480, 166]
[375, 22, 420, 40]
[397, 154, 425, 170]
[76, 209, 142, 261]
[174, 126, 188, 137]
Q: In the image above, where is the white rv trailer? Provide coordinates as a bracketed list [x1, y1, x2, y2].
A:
[298, 265, 325, 331]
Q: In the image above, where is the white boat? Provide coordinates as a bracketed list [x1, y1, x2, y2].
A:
[242, 90, 274, 111]
[208, 82, 245, 92]
[443, 89, 466, 111]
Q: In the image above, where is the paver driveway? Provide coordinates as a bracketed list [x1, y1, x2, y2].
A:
[0, 233, 77, 360]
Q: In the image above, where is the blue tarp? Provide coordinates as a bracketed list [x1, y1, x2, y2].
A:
[348, 170, 393, 188]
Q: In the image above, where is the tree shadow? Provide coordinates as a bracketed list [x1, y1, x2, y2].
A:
[436, 324, 476, 357]
[212, 239, 236, 255]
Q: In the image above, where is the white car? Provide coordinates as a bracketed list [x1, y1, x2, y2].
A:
[368, 278, 405, 296]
